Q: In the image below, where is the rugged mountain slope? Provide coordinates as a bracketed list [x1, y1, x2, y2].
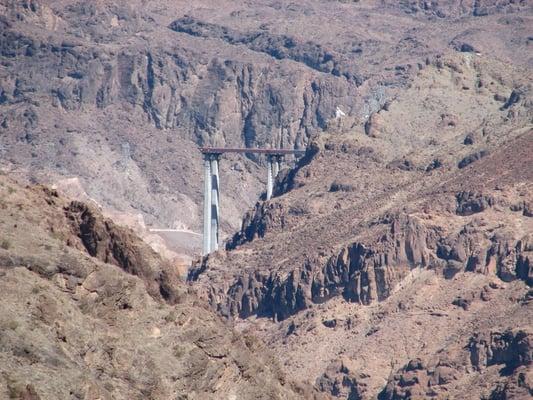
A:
[1, 0, 532, 251]
[190, 52, 533, 398]
[192, 53, 533, 319]
[0, 174, 322, 400]
[1, 1, 532, 399]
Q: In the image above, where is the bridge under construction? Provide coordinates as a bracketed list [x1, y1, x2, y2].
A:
[200, 147, 305, 255]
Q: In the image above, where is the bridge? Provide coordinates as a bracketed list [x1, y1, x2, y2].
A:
[200, 147, 306, 255]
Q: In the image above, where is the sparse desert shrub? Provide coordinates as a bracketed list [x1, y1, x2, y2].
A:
[164, 310, 177, 323]
[329, 180, 355, 192]
[173, 344, 186, 358]
[7, 382, 39, 400]
[1, 239, 11, 250]
[6, 320, 19, 330]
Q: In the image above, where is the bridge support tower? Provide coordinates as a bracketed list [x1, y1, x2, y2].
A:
[202, 153, 221, 255]
[266, 154, 283, 200]
[200, 147, 303, 255]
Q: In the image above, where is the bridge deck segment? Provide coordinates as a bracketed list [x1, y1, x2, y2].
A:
[199, 147, 305, 155]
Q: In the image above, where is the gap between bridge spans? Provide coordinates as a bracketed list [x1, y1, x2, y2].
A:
[199, 147, 305, 256]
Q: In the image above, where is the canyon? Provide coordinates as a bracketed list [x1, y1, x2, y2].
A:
[1, 1, 532, 399]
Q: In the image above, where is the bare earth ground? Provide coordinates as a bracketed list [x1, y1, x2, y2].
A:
[1, 0, 532, 257]
[0, 1, 532, 399]
[0, 174, 321, 400]
[191, 52, 533, 399]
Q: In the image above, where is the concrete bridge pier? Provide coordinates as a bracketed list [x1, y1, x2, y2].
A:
[210, 155, 220, 252]
[274, 155, 282, 178]
[266, 154, 283, 200]
[200, 147, 305, 255]
[266, 155, 274, 200]
[203, 153, 221, 255]
[202, 154, 212, 255]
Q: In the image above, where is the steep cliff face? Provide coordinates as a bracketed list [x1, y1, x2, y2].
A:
[2, 0, 531, 242]
[0, 175, 323, 400]
[188, 49, 532, 397]
[380, 328, 532, 399]
[0, 24, 352, 147]
[192, 211, 532, 320]
[393, 0, 530, 18]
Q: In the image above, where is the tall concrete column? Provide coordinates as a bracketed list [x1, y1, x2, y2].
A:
[274, 155, 282, 178]
[202, 155, 212, 256]
[266, 155, 273, 200]
[272, 156, 280, 178]
[210, 155, 220, 252]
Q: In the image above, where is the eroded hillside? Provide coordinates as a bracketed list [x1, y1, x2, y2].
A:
[1, 1, 532, 399]
[0, 175, 323, 400]
[190, 53, 533, 398]
[1, 0, 532, 252]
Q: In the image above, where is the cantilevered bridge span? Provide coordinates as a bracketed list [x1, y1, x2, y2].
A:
[200, 147, 305, 255]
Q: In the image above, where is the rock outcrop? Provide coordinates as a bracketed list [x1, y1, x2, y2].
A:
[64, 200, 182, 303]
[468, 329, 532, 371]
[380, 328, 532, 400]
[3, 0, 531, 240]
[189, 62, 532, 396]
[192, 211, 532, 320]
[394, 0, 530, 18]
[0, 175, 321, 399]
[2, 2, 533, 399]
[316, 359, 368, 399]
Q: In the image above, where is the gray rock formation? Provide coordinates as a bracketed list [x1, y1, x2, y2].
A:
[191, 212, 532, 320]
[0, 175, 322, 400]
[4, 0, 530, 239]
[380, 328, 532, 400]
